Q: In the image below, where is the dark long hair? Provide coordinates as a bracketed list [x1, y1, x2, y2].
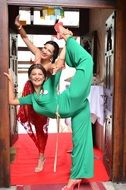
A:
[44, 41, 59, 63]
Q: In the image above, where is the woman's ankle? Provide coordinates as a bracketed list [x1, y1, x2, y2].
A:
[39, 153, 45, 160]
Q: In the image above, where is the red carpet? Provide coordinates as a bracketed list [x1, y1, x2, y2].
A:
[11, 134, 109, 185]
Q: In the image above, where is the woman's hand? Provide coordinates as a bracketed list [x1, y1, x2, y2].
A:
[52, 60, 65, 75]
[4, 69, 13, 82]
[4, 70, 19, 105]
[15, 15, 21, 27]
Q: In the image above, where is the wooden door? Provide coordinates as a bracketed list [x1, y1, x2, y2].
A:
[104, 12, 115, 178]
[0, 0, 10, 187]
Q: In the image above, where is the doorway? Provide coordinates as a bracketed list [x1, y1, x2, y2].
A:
[2, 0, 124, 187]
[8, 4, 115, 177]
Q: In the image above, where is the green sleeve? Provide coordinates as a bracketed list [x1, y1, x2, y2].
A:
[18, 94, 32, 105]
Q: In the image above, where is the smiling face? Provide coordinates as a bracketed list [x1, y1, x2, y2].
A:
[41, 43, 55, 61]
[29, 68, 46, 91]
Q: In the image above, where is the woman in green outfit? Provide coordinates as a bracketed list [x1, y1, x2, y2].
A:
[5, 25, 94, 190]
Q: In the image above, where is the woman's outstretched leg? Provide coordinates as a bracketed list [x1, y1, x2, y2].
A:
[54, 23, 94, 189]
[58, 36, 93, 116]
[70, 105, 94, 179]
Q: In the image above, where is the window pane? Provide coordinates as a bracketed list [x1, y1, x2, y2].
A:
[60, 11, 79, 27]
[18, 34, 66, 48]
[19, 9, 79, 27]
[34, 11, 55, 25]
[18, 51, 34, 61]
[19, 10, 31, 24]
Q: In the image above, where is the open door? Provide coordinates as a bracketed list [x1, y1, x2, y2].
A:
[103, 12, 115, 178]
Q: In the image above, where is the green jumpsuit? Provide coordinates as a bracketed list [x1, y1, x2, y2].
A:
[19, 36, 94, 179]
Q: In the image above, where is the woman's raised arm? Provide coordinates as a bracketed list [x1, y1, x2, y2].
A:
[52, 46, 66, 74]
[15, 15, 40, 55]
[4, 70, 20, 105]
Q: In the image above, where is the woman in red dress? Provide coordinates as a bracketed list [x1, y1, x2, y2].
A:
[15, 15, 65, 172]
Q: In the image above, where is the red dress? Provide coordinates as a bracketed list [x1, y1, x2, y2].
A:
[17, 80, 49, 153]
